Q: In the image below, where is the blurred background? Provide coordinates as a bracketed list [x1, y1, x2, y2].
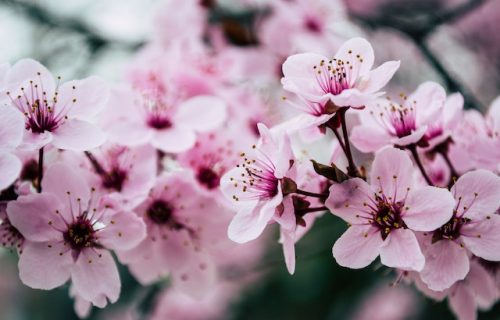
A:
[1, 0, 499, 319]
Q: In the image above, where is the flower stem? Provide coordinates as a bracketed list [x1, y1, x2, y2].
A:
[332, 127, 348, 155]
[408, 145, 433, 186]
[339, 108, 359, 177]
[296, 206, 328, 215]
[37, 147, 44, 193]
[295, 189, 327, 199]
[439, 150, 459, 186]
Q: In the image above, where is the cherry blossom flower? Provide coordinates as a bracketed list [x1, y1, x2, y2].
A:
[326, 147, 455, 271]
[6, 163, 146, 308]
[117, 172, 227, 299]
[1, 59, 107, 151]
[220, 124, 295, 243]
[281, 37, 400, 109]
[351, 82, 448, 153]
[418, 169, 500, 291]
[84, 143, 157, 208]
[0, 105, 24, 191]
[103, 86, 227, 153]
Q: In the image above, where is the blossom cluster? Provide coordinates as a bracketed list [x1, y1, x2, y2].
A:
[1, 1, 499, 319]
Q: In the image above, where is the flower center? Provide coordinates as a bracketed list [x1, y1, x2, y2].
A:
[432, 216, 469, 242]
[312, 58, 354, 96]
[63, 217, 96, 251]
[102, 167, 127, 192]
[147, 200, 174, 225]
[372, 198, 405, 240]
[304, 17, 322, 33]
[196, 167, 220, 189]
[6, 75, 75, 134]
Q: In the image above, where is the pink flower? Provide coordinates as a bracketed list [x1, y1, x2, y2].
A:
[281, 37, 400, 109]
[418, 169, 500, 291]
[1, 59, 107, 151]
[103, 86, 227, 153]
[220, 124, 295, 243]
[117, 172, 223, 299]
[0, 105, 24, 190]
[414, 260, 498, 320]
[326, 147, 455, 271]
[0, 204, 24, 253]
[6, 163, 146, 307]
[351, 82, 448, 153]
[85, 143, 157, 208]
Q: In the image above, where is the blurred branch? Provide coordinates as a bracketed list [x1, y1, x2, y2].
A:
[0, 0, 144, 52]
[351, 0, 490, 110]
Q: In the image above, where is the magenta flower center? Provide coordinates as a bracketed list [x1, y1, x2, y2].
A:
[312, 58, 355, 96]
[370, 100, 417, 138]
[63, 216, 97, 251]
[230, 150, 279, 202]
[304, 16, 322, 33]
[196, 167, 220, 190]
[147, 200, 174, 225]
[101, 167, 127, 192]
[6, 75, 75, 134]
[372, 197, 406, 240]
[432, 216, 470, 242]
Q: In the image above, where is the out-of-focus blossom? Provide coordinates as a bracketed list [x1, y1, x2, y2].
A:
[7, 163, 146, 308]
[0, 104, 24, 191]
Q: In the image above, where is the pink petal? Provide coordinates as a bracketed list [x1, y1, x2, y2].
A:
[402, 186, 455, 231]
[42, 163, 91, 214]
[451, 170, 500, 220]
[220, 166, 259, 209]
[335, 38, 374, 79]
[0, 105, 24, 149]
[174, 96, 227, 132]
[420, 240, 469, 291]
[359, 60, 400, 93]
[411, 82, 446, 123]
[58, 76, 108, 120]
[52, 119, 106, 151]
[227, 205, 270, 243]
[5, 59, 55, 97]
[18, 131, 53, 151]
[18, 241, 72, 290]
[326, 178, 375, 225]
[280, 229, 296, 275]
[461, 214, 500, 261]
[392, 126, 427, 146]
[105, 119, 153, 146]
[448, 284, 476, 320]
[71, 249, 120, 307]
[171, 253, 216, 299]
[380, 229, 424, 271]
[467, 260, 498, 309]
[0, 152, 21, 191]
[151, 126, 196, 153]
[370, 147, 414, 202]
[350, 125, 392, 153]
[98, 210, 147, 251]
[332, 225, 384, 269]
[329, 88, 377, 109]
[7, 193, 64, 242]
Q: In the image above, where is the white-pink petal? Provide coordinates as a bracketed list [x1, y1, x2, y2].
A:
[18, 241, 72, 290]
[379, 229, 424, 271]
[403, 186, 455, 231]
[332, 225, 384, 269]
[461, 215, 500, 261]
[420, 240, 469, 291]
[71, 249, 120, 307]
[52, 119, 106, 151]
[174, 96, 227, 132]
